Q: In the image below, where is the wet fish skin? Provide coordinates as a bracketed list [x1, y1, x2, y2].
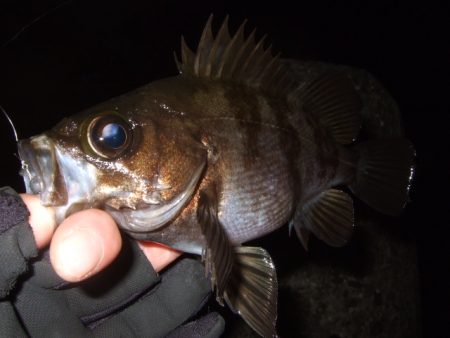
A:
[17, 16, 415, 338]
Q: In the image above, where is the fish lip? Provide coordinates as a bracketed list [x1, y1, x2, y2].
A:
[18, 139, 44, 194]
[109, 161, 205, 233]
[18, 135, 68, 206]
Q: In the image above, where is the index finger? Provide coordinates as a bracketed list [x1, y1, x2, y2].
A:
[20, 193, 56, 249]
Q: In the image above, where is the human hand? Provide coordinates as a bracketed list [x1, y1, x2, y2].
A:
[20, 193, 181, 282]
[0, 188, 224, 338]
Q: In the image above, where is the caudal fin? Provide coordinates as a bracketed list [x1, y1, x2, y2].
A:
[349, 138, 415, 216]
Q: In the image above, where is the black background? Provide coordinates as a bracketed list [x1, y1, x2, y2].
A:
[0, 1, 448, 337]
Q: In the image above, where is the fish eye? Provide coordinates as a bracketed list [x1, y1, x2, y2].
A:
[99, 123, 126, 148]
[87, 114, 133, 159]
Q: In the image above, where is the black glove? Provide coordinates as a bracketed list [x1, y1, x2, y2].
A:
[0, 187, 224, 337]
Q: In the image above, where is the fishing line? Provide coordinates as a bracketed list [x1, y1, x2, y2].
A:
[1, 0, 74, 49]
[1, 104, 23, 171]
[1, 104, 19, 142]
[1, 1, 74, 154]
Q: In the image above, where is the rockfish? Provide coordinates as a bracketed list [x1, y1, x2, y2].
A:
[17, 16, 415, 337]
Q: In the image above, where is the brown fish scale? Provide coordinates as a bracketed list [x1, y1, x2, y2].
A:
[153, 71, 344, 245]
[202, 118, 295, 244]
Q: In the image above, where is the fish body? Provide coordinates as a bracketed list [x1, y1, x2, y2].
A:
[129, 75, 355, 248]
[17, 16, 414, 337]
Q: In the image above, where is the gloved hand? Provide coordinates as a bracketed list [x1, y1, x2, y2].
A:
[0, 186, 224, 337]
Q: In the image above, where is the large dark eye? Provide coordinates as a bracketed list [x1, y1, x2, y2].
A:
[87, 114, 133, 159]
[99, 123, 126, 148]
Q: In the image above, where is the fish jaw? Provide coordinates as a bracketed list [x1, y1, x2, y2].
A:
[18, 134, 99, 223]
[18, 135, 69, 206]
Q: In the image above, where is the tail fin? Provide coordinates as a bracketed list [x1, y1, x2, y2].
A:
[349, 138, 415, 216]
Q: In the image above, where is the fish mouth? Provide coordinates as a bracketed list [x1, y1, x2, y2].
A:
[109, 161, 205, 234]
[18, 135, 68, 206]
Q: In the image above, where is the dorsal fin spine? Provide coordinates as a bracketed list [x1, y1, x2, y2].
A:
[256, 47, 277, 82]
[239, 35, 266, 80]
[194, 16, 212, 75]
[258, 53, 280, 84]
[180, 36, 195, 75]
[206, 16, 230, 77]
[230, 29, 256, 79]
[194, 15, 214, 76]
[216, 20, 247, 79]
[247, 40, 273, 84]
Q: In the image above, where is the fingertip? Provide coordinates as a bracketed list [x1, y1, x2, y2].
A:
[50, 209, 122, 282]
[138, 241, 181, 272]
[20, 193, 56, 249]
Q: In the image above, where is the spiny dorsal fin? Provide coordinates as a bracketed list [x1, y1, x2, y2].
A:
[293, 189, 355, 248]
[301, 73, 363, 144]
[176, 15, 296, 95]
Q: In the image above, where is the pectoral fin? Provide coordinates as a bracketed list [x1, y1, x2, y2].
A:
[197, 186, 278, 337]
[293, 189, 354, 248]
[197, 186, 234, 303]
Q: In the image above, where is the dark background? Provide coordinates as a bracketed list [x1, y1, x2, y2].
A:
[0, 1, 448, 337]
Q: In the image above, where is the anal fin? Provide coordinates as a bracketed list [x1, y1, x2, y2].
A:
[197, 187, 278, 337]
[289, 220, 311, 251]
[225, 247, 278, 338]
[293, 189, 354, 248]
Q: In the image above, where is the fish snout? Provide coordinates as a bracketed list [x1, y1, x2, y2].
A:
[18, 135, 68, 206]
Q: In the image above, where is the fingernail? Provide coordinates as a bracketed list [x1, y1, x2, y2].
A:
[52, 227, 104, 281]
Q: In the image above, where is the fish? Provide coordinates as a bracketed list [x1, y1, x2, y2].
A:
[16, 15, 415, 337]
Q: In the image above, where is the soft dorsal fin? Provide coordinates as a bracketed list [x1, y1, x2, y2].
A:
[176, 15, 296, 95]
[301, 73, 363, 144]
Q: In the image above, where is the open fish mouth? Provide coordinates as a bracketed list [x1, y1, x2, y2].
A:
[18, 135, 68, 206]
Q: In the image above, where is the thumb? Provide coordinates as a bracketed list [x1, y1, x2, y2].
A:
[49, 209, 122, 282]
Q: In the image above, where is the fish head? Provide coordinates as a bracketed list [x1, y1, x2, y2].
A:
[18, 102, 207, 236]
